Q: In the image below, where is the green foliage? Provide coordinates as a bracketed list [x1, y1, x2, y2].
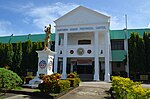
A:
[39, 73, 70, 93]
[67, 72, 78, 78]
[5, 43, 14, 68]
[42, 73, 61, 82]
[67, 78, 80, 87]
[112, 76, 150, 99]
[0, 68, 22, 90]
[12, 42, 22, 74]
[67, 72, 80, 87]
[0, 43, 5, 67]
[30, 42, 42, 74]
[58, 80, 70, 92]
[129, 33, 146, 76]
[0, 40, 44, 76]
[143, 32, 150, 72]
[21, 40, 33, 75]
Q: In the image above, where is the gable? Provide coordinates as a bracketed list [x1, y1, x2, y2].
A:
[54, 6, 110, 26]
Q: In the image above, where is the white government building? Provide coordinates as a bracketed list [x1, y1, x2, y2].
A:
[2, 6, 149, 82]
[53, 6, 128, 82]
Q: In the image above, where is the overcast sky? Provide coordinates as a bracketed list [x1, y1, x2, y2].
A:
[0, 0, 150, 36]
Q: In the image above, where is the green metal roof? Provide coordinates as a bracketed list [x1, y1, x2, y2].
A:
[0, 36, 12, 43]
[112, 50, 126, 61]
[0, 28, 150, 43]
[110, 28, 150, 39]
[10, 35, 29, 43]
[0, 33, 55, 43]
[110, 30, 125, 39]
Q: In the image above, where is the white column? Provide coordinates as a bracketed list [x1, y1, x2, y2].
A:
[54, 33, 59, 73]
[104, 31, 111, 82]
[94, 31, 100, 81]
[62, 33, 67, 79]
[60, 38, 63, 45]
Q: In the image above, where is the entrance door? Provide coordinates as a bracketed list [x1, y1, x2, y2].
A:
[77, 65, 94, 80]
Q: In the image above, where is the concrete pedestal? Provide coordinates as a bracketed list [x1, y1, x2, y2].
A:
[28, 48, 55, 87]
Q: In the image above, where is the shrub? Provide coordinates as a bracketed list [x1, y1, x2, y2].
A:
[67, 72, 80, 87]
[67, 72, 78, 78]
[0, 68, 22, 90]
[39, 73, 70, 93]
[41, 73, 61, 84]
[58, 80, 70, 93]
[112, 76, 150, 99]
[67, 78, 80, 87]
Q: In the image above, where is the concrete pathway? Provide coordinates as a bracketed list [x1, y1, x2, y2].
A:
[4, 82, 150, 99]
[142, 84, 150, 88]
[58, 82, 111, 99]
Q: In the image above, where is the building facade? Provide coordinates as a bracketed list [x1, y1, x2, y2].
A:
[1, 6, 150, 82]
[54, 6, 113, 82]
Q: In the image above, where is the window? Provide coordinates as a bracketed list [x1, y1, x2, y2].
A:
[78, 40, 91, 45]
[111, 40, 124, 50]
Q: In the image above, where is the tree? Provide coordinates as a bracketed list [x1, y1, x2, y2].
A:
[21, 40, 33, 75]
[12, 42, 22, 74]
[4, 43, 14, 68]
[136, 37, 146, 72]
[0, 43, 5, 67]
[0, 68, 22, 90]
[143, 32, 150, 72]
[129, 33, 137, 73]
[30, 42, 43, 75]
[129, 32, 147, 78]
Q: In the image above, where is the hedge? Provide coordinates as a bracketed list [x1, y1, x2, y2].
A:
[0, 68, 22, 90]
[67, 78, 80, 87]
[39, 73, 81, 93]
[112, 76, 150, 99]
[67, 72, 80, 87]
[38, 73, 70, 93]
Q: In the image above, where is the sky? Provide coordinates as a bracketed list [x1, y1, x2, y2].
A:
[0, 0, 150, 36]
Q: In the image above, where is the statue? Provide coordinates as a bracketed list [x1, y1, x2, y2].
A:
[27, 24, 55, 88]
[44, 24, 51, 50]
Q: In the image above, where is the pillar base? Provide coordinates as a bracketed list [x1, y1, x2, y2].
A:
[61, 73, 67, 79]
[104, 73, 111, 82]
[94, 74, 100, 81]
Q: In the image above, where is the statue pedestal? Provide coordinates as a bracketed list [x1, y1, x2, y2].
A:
[28, 48, 55, 88]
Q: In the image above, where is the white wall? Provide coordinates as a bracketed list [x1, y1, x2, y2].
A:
[55, 6, 109, 26]
[68, 32, 94, 45]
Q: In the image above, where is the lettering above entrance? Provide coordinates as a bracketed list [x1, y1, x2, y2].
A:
[57, 26, 106, 32]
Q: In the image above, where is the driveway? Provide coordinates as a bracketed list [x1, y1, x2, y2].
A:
[58, 82, 111, 99]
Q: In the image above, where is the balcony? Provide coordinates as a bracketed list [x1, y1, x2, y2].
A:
[57, 45, 105, 57]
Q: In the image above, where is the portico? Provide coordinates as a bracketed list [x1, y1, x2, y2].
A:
[54, 6, 111, 82]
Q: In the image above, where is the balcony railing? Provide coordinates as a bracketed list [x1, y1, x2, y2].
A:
[57, 45, 105, 57]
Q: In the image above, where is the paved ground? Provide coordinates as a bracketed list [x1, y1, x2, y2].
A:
[58, 82, 112, 99]
[2, 82, 150, 99]
[0, 88, 42, 99]
[142, 84, 150, 88]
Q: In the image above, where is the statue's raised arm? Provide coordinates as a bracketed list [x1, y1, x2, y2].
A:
[44, 24, 51, 50]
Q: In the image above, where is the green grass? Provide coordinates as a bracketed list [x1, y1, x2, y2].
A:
[13, 86, 23, 90]
[50, 93, 58, 97]
[0, 97, 3, 99]
[33, 89, 41, 92]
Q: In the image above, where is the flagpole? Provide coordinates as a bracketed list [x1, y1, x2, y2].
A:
[125, 14, 129, 77]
